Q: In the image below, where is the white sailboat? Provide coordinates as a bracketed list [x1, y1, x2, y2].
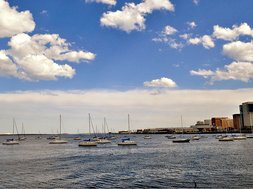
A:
[172, 116, 190, 143]
[18, 122, 27, 141]
[97, 118, 111, 144]
[2, 119, 19, 145]
[118, 114, 137, 146]
[79, 113, 97, 147]
[49, 115, 68, 144]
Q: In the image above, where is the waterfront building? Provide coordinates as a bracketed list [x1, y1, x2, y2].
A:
[211, 117, 234, 131]
[233, 114, 241, 131]
[240, 102, 253, 130]
[191, 120, 213, 132]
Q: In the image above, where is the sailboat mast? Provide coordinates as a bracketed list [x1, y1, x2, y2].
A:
[59, 114, 62, 140]
[12, 118, 15, 138]
[88, 113, 91, 136]
[181, 115, 183, 134]
[128, 114, 130, 133]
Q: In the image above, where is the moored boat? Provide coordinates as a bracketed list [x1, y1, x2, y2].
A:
[2, 138, 19, 145]
[172, 138, 190, 143]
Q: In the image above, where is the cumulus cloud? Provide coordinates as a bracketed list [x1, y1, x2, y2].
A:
[213, 23, 253, 41]
[100, 0, 174, 32]
[191, 62, 253, 83]
[187, 21, 197, 29]
[162, 25, 177, 35]
[0, 89, 250, 133]
[0, 0, 35, 38]
[85, 0, 117, 6]
[188, 35, 215, 49]
[223, 40, 253, 62]
[190, 69, 214, 78]
[0, 50, 18, 77]
[144, 77, 177, 88]
[0, 33, 95, 81]
[193, 0, 200, 5]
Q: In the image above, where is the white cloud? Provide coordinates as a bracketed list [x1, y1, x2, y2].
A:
[0, 50, 18, 77]
[0, 33, 95, 81]
[0, 89, 250, 133]
[17, 55, 75, 81]
[40, 10, 48, 15]
[0, 0, 35, 38]
[187, 21, 197, 29]
[100, 0, 174, 32]
[193, 0, 200, 5]
[162, 25, 177, 35]
[191, 62, 253, 83]
[188, 35, 215, 49]
[85, 0, 116, 6]
[180, 33, 191, 40]
[144, 77, 177, 88]
[213, 23, 253, 41]
[223, 40, 253, 62]
[190, 69, 214, 78]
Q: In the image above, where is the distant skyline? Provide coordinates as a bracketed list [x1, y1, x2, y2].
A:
[0, 0, 253, 133]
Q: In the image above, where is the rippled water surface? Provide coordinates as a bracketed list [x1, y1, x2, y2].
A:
[0, 134, 253, 188]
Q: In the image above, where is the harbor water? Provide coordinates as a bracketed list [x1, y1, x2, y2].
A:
[0, 134, 253, 188]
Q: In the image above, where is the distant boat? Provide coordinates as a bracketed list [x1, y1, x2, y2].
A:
[172, 138, 190, 143]
[144, 135, 152, 139]
[73, 137, 82, 140]
[219, 136, 234, 142]
[117, 114, 137, 146]
[165, 135, 176, 139]
[191, 135, 200, 140]
[172, 116, 190, 143]
[18, 122, 27, 141]
[233, 134, 246, 140]
[79, 113, 97, 147]
[49, 115, 68, 144]
[96, 138, 111, 144]
[118, 137, 137, 146]
[2, 119, 19, 145]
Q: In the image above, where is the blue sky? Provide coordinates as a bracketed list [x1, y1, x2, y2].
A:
[1, 0, 253, 133]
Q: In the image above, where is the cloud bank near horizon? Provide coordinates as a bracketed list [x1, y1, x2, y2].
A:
[0, 89, 251, 134]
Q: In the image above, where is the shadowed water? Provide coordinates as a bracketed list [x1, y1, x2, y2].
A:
[0, 134, 253, 188]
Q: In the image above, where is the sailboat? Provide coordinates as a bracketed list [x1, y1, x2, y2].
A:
[73, 129, 82, 140]
[218, 124, 234, 142]
[118, 114, 137, 146]
[172, 116, 190, 143]
[2, 119, 19, 145]
[49, 115, 68, 144]
[79, 113, 97, 147]
[97, 118, 111, 144]
[18, 122, 27, 141]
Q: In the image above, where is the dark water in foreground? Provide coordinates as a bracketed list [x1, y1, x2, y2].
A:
[0, 134, 253, 188]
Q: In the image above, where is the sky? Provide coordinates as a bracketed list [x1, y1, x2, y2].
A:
[1, 0, 253, 134]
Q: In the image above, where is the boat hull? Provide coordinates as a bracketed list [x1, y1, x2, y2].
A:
[172, 139, 190, 143]
[49, 140, 68, 144]
[118, 141, 137, 146]
[2, 141, 19, 145]
[79, 142, 97, 147]
[219, 137, 234, 142]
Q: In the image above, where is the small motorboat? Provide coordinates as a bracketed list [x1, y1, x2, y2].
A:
[165, 135, 176, 139]
[2, 139, 19, 145]
[172, 138, 190, 143]
[118, 138, 137, 146]
[191, 136, 200, 140]
[79, 139, 97, 147]
[144, 135, 152, 139]
[218, 136, 234, 142]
